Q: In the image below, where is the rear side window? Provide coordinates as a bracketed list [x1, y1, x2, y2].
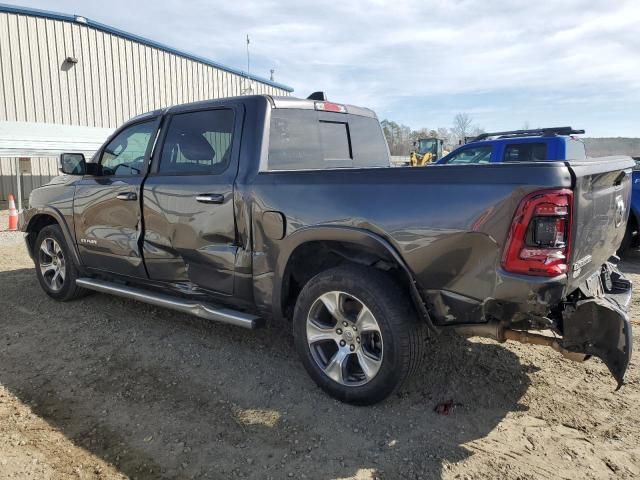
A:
[159, 109, 234, 175]
[503, 143, 547, 162]
[444, 145, 492, 164]
[268, 110, 389, 170]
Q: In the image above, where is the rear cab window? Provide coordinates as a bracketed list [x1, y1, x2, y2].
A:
[267, 109, 389, 170]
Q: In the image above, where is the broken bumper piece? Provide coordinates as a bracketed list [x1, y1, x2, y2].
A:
[562, 265, 633, 389]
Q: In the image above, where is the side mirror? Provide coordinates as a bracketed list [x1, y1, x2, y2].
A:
[59, 153, 86, 175]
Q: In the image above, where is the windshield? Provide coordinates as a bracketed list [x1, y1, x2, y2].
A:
[418, 139, 436, 154]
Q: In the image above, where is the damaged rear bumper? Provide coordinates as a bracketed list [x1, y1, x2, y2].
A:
[561, 263, 633, 389]
[454, 261, 633, 389]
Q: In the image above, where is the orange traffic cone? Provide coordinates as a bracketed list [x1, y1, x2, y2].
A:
[7, 194, 18, 231]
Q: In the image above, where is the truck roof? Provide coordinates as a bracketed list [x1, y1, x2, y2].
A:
[467, 127, 584, 144]
[126, 95, 378, 125]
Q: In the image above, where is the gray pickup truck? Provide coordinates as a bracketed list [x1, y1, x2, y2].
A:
[21, 94, 634, 405]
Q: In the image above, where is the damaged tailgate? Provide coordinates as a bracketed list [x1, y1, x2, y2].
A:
[562, 156, 635, 387]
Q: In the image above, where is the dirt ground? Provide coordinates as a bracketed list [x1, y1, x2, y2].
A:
[0, 211, 639, 479]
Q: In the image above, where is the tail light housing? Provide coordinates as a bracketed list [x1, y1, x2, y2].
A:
[314, 101, 347, 113]
[502, 189, 573, 277]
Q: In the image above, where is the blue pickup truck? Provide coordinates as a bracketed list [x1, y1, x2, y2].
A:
[437, 127, 639, 251]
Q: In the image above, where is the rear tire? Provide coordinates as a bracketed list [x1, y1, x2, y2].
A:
[293, 265, 426, 405]
[34, 225, 88, 301]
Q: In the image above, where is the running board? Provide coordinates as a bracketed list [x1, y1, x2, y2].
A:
[76, 278, 262, 329]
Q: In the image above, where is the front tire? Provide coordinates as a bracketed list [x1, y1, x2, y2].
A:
[34, 225, 88, 301]
[293, 265, 426, 405]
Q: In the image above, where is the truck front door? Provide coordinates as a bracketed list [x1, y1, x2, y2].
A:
[141, 105, 241, 296]
[74, 118, 159, 278]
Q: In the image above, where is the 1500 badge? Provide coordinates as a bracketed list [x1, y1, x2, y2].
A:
[572, 254, 592, 278]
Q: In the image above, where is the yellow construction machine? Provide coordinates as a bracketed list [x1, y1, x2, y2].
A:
[409, 137, 448, 166]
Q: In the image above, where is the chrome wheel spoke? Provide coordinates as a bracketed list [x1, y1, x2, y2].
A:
[51, 270, 62, 289]
[40, 240, 54, 259]
[306, 321, 338, 345]
[40, 262, 56, 276]
[323, 349, 349, 384]
[356, 350, 382, 380]
[318, 291, 348, 324]
[356, 306, 380, 334]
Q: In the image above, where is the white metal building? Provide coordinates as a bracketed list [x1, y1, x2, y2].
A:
[0, 3, 293, 203]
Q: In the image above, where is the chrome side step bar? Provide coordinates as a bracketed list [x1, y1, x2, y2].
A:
[76, 278, 262, 329]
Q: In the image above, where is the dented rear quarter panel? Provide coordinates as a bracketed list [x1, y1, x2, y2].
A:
[246, 162, 574, 322]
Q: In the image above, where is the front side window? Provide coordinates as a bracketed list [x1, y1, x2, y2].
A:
[444, 145, 492, 164]
[503, 143, 548, 162]
[101, 121, 156, 176]
[159, 109, 234, 175]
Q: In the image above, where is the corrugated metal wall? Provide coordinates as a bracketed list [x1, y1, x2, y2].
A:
[0, 157, 58, 202]
[0, 11, 288, 126]
[0, 10, 290, 200]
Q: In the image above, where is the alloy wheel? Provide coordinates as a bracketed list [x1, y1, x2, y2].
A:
[306, 291, 384, 386]
[38, 237, 66, 292]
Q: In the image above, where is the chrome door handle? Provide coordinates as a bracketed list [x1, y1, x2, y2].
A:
[196, 194, 224, 204]
[116, 192, 137, 201]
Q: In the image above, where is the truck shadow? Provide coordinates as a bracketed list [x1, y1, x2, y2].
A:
[0, 267, 532, 479]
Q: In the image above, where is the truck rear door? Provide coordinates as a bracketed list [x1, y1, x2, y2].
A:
[141, 103, 243, 295]
[567, 156, 635, 290]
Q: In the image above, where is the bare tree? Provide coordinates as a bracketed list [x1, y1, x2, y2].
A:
[452, 113, 473, 144]
[437, 127, 453, 149]
[380, 116, 484, 155]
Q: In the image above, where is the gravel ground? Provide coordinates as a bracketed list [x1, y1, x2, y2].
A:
[0, 210, 24, 246]
[0, 224, 639, 479]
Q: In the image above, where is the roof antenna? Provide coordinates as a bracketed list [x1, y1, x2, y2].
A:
[242, 34, 253, 94]
[270, 69, 275, 81]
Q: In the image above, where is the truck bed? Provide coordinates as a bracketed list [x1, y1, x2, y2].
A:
[250, 158, 633, 325]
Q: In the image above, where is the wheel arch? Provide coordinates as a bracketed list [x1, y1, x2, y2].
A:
[24, 208, 81, 266]
[273, 226, 436, 331]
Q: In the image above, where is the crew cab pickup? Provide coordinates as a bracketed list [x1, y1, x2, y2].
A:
[437, 127, 640, 251]
[22, 96, 634, 405]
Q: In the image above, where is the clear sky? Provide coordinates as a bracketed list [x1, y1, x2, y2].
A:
[8, 0, 640, 136]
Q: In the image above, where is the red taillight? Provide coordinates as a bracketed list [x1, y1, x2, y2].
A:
[314, 101, 347, 113]
[502, 189, 573, 277]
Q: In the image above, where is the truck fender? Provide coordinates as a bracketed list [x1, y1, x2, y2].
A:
[273, 225, 437, 331]
[24, 207, 82, 267]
